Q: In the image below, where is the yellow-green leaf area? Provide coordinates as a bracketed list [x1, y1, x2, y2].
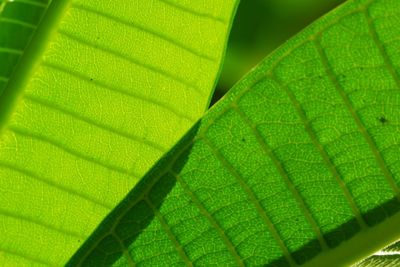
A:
[0, 0, 238, 265]
[69, 0, 400, 266]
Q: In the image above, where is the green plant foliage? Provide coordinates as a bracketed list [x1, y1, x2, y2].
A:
[0, 0, 237, 265]
[0, 0, 50, 95]
[216, 0, 346, 95]
[355, 240, 400, 266]
[68, 0, 400, 266]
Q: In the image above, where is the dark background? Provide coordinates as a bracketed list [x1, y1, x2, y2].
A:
[213, 0, 346, 104]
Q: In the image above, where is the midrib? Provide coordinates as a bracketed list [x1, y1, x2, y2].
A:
[0, 0, 72, 135]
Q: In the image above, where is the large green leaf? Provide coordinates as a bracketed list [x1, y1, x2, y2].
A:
[0, 0, 238, 265]
[68, 0, 400, 265]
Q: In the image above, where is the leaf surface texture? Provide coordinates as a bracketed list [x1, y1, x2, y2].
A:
[0, 0, 237, 265]
[0, 0, 50, 95]
[69, 0, 400, 266]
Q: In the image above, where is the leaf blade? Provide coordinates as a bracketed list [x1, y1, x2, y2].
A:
[0, 0, 238, 265]
[68, 0, 400, 265]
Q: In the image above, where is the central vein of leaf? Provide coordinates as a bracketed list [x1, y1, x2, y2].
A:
[0, 0, 71, 135]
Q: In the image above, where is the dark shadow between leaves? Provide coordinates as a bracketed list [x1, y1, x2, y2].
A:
[66, 122, 201, 267]
[268, 197, 400, 267]
[66, 116, 400, 267]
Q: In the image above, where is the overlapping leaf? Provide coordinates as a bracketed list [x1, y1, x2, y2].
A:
[355, 240, 400, 267]
[0, 0, 237, 265]
[0, 0, 50, 95]
[68, 0, 400, 266]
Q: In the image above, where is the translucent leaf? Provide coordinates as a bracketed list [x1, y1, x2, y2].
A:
[0, 0, 50, 95]
[68, 0, 400, 266]
[0, 0, 237, 265]
[354, 240, 400, 267]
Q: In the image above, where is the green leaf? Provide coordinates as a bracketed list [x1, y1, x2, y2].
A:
[354, 240, 400, 267]
[0, 0, 50, 95]
[0, 0, 238, 265]
[68, 0, 400, 266]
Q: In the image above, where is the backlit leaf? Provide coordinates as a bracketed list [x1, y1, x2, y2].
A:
[68, 0, 400, 266]
[0, 0, 237, 265]
[354, 240, 400, 267]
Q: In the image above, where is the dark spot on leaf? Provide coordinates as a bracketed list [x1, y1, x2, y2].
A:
[90, 78, 93, 81]
[378, 116, 388, 124]
[338, 74, 346, 83]
[241, 138, 246, 142]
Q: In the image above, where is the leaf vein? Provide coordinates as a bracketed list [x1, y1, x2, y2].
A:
[0, 161, 112, 209]
[0, 247, 53, 266]
[314, 38, 400, 201]
[0, 47, 23, 55]
[270, 71, 368, 230]
[0, 208, 85, 239]
[364, 8, 400, 99]
[201, 135, 298, 265]
[232, 104, 330, 252]
[111, 233, 137, 267]
[71, 3, 216, 62]
[9, 126, 135, 177]
[57, 30, 204, 96]
[0, 17, 36, 29]
[145, 197, 193, 267]
[169, 170, 245, 267]
[41, 62, 196, 123]
[11, 0, 48, 8]
[157, 0, 226, 23]
[24, 95, 167, 153]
